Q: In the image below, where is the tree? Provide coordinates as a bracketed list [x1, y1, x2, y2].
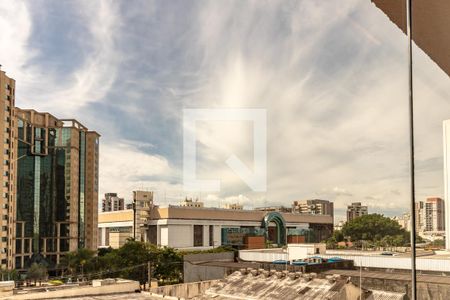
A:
[106, 239, 153, 284]
[0, 268, 18, 281]
[324, 230, 345, 249]
[27, 263, 47, 285]
[153, 246, 183, 283]
[59, 248, 96, 280]
[342, 214, 406, 243]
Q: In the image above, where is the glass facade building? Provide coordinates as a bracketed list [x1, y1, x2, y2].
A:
[13, 110, 99, 270]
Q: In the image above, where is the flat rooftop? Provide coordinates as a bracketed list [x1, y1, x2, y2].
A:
[98, 207, 333, 225]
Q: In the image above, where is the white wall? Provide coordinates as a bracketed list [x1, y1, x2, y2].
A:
[167, 225, 193, 248]
[239, 250, 286, 262]
[203, 225, 209, 247]
[319, 253, 450, 272]
[160, 226, 169, 246]
[213, 225, 222, 247]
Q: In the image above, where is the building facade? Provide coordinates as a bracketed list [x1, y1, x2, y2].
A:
[0, 69, 100, 270]
[392, 213, 411, 232]
[346, 202, 368, 222]
[13, 110, 99, 270]
[292, 199, 334, 217]
[415, 201, 425, 232]
[102, 193, 125, 212]
[98, 206, 333, 250]
[424, 197, 445, 232]
[133, 190, 155, 242]
[0, 69, 16, 269]
[98, 210, 133, 249]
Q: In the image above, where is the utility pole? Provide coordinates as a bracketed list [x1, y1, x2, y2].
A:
[147, 261, 152, 291]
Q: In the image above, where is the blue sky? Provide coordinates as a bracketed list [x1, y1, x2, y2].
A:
[1, 0, 449, 222]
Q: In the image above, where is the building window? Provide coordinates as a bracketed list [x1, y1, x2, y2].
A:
[193, 225, 203, 247]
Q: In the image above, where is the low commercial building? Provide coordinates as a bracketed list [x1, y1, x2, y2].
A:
[98, 210, 133, 248]
[98, 206, 333, 250]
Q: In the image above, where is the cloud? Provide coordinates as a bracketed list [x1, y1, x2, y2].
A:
[1, 0, 121, 113]
[1, 1, 450, 222]
[0, 1, 33, 74]
[99, 141, 179, 202]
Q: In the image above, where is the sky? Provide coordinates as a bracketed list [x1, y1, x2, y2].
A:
[1, 0, 449, 222]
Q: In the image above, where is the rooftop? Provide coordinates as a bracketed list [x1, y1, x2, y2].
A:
[192, 270, 405, 300]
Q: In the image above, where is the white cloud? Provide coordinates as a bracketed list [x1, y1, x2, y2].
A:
[0, 1, 33, 75]
[99, 141, 173, 201]
[2, 1, 450, 220]
[1, 0, 121, 113]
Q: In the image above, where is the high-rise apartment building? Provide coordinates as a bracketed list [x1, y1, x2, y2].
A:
[0, 68, 16, 269]
[292, 199, 334, 217]
[424, 197, 445, 232]
[13, 110, 100, 269]
[415, 201, 425, 232]
[102, 193, 125, 212]
[346, 202, 368, 222]
[133, 190, 155, 242]
[0, 68, 100, 270]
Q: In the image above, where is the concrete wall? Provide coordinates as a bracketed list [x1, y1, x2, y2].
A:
[167, 225, 193, 248]
[203, 225, 210, 247]
[160, 226, 169, 246]
[351, 276, 450, 300]
[183, 252, 235, 283]
[319, 254, 450, 272]
[287, 243, 326, 260]
[240, 249, 286, 262]
[150, 280, 220, 299]
[213, 225, 221, 246]
[3, 280, 140, 300]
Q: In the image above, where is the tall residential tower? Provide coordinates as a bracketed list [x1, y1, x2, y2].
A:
[0, 68, 16, 269]
[14, 110, 100, 269]
[0, 68, 100, 270]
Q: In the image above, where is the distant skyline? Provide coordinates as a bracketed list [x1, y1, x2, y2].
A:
[1, 0, 450, 222]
